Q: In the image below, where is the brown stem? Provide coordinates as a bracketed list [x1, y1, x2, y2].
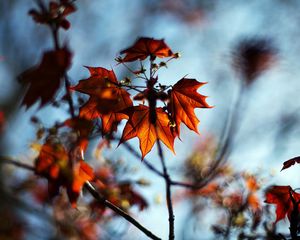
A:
[51, 26, 60, 51]
[0, 157, 161, 240]
[1, 157, 35, 171]
[156, 139, 175, 240]
[147, 57, 174, 239]
[224, 211, 232, 239]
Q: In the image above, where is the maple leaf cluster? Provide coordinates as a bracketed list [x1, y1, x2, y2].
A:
[18, 1, 212, 210]
[71, 37, 211, 158]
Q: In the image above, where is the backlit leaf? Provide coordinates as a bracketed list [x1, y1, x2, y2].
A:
[265, 185, 300, 223]
[120, 37, 174, 62]
[72, 67, 132, 135]
[119, 105, 176, 159]
[168, 78, 211, 135]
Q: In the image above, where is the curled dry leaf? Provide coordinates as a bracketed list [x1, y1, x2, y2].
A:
[120, 37, 175, 62]
[19, 47, 72, 108]
[281, 156, 300, 171]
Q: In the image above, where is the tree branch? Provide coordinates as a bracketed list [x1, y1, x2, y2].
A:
[156, 139, 175, 240]
[0, 157, 161, 240]
[84, 182, 161, 240]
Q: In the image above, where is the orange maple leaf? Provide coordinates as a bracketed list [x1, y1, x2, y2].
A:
[35, 141, 94, 207]
[19, 48, 72, 108]
[67, 160, 94, 207]
[71, 67, 132, 135]
[119, 105, 176, 159]
[71, 66, 118, 95]
[265, 185, 300, 223]
[120, 37, 174, 62]
[168, 78, 211, 135]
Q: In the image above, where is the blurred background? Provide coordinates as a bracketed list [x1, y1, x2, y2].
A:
[1, 0, 300, 239]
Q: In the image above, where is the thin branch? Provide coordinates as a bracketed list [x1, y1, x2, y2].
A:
[1, 156, 35, 171]
[156, 138, 175, 240]
[0, 157, 161, 240]
[84, 182, 161, 240]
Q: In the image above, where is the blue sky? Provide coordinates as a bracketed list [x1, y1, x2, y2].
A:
[2, 0, 300, 239]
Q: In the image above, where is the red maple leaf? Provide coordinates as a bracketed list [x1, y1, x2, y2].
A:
[19, 48, 72, 108]
[120, 37, 175, 62]
[35, 140, 94, 207]
[119, 105, 177, 159]
[72, 67, 132, 135]
[265, 185, 300, 223]
[71, 66, 118, 95]
[168, 78, 211, 135]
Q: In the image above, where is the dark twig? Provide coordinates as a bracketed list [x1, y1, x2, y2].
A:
[156, 138, 175, 240]
[84, 182, 161, 240]
[1, 156, 35, 172]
